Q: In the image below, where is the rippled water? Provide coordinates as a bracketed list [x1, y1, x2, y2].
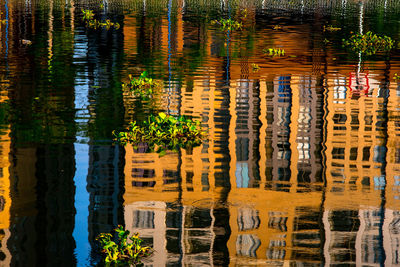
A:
[0, 0, 400, 266]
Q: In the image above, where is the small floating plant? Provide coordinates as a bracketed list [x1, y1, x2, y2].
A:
[113, 112, 205, 156]
[342, 31, 394, 55]
[251, 63, 260, 72]
[263, 48, 285, 57]
[122, 71, 162, 99]
[323, 25, 341, 32]
[212, 18, 242, 31]
[0, 11, 7, 25]
[96, 225, 152, 265]
[81, 9, 120, 30]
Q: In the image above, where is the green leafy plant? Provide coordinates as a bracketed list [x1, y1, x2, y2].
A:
[113, 112, 205, 156]
[96, 225, 152, 265]
[342, 31, 394, 55]
[122, 71, 162, 99]
[263, 48, 285, 57]
[81, 9, 95, 20]
[81, 9, 120, 30]
[212, 18, 242, 31]
[394, 73, 400, 81]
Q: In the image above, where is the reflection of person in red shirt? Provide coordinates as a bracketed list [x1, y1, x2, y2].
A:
[348, 71, 370, 96]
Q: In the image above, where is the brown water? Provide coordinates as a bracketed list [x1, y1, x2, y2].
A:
[0, 0, 400, 266]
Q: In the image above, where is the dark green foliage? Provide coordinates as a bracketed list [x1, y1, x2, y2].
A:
[342, 31, 394, 55]
[122, 71, 161, 99]
[113, 112, 205, 156]
[96, 226, 152, 266]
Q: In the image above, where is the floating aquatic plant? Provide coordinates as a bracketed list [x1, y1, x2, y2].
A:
[251, 63, 260, 72]
[263, 48, 285, 57]
[96, 225, 152, 265]
[323, 25, 341, 32]
[81, 9, 120, 30]
[113, 112, 205, 156]
[82, 9, 95, 20]
[122, 71, 162, 99]
[21, 39, 32, 45]
[212, 18, 242, 31]
[342, 31, 394, 55]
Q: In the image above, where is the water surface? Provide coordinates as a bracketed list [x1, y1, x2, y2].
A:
[0, 0, 400, 266]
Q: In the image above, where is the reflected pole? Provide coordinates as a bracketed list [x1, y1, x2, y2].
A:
[167, 0, 172, 115]
[377, 38, 391, 267]
[356, 1, 363, 85]
[4, 0, 9, 71]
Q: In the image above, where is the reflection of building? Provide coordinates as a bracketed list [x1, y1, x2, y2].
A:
[0, 125, 11, 265]
[324, 74, 389, 209]
[322, 208, 400, 266]
[123, 73, 328, 265]
[267, 76, 293, 190]
[322, 74, 400, 266]
[118, 1, 400, 264]
[123, 69, 400, 265]
[233, 80, 261, 189]
[125, 201, 229, 266]
[0, 4, 11, 257]
[3, 1, 78, 265]
[87, 145, 125, 260]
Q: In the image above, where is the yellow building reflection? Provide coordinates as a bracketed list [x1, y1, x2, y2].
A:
[121, 3, 400, 265]
[0, 98, 11, 265]
[123, 69, 400, 265]
[0, 124, 11, 265]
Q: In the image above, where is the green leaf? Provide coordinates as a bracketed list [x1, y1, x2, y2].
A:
[140, 71, 148, 78]
[159, 112, 167, 120]
[158, 150, 166, 157]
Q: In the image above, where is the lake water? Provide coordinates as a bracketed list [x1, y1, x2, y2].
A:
[1, 0, 400, 266]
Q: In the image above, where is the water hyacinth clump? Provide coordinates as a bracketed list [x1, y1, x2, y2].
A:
[96, 225, 152, 265]
[122, 71, 162, 99]
[113, 112, 205, 156]
[342, 31, 394, 55]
